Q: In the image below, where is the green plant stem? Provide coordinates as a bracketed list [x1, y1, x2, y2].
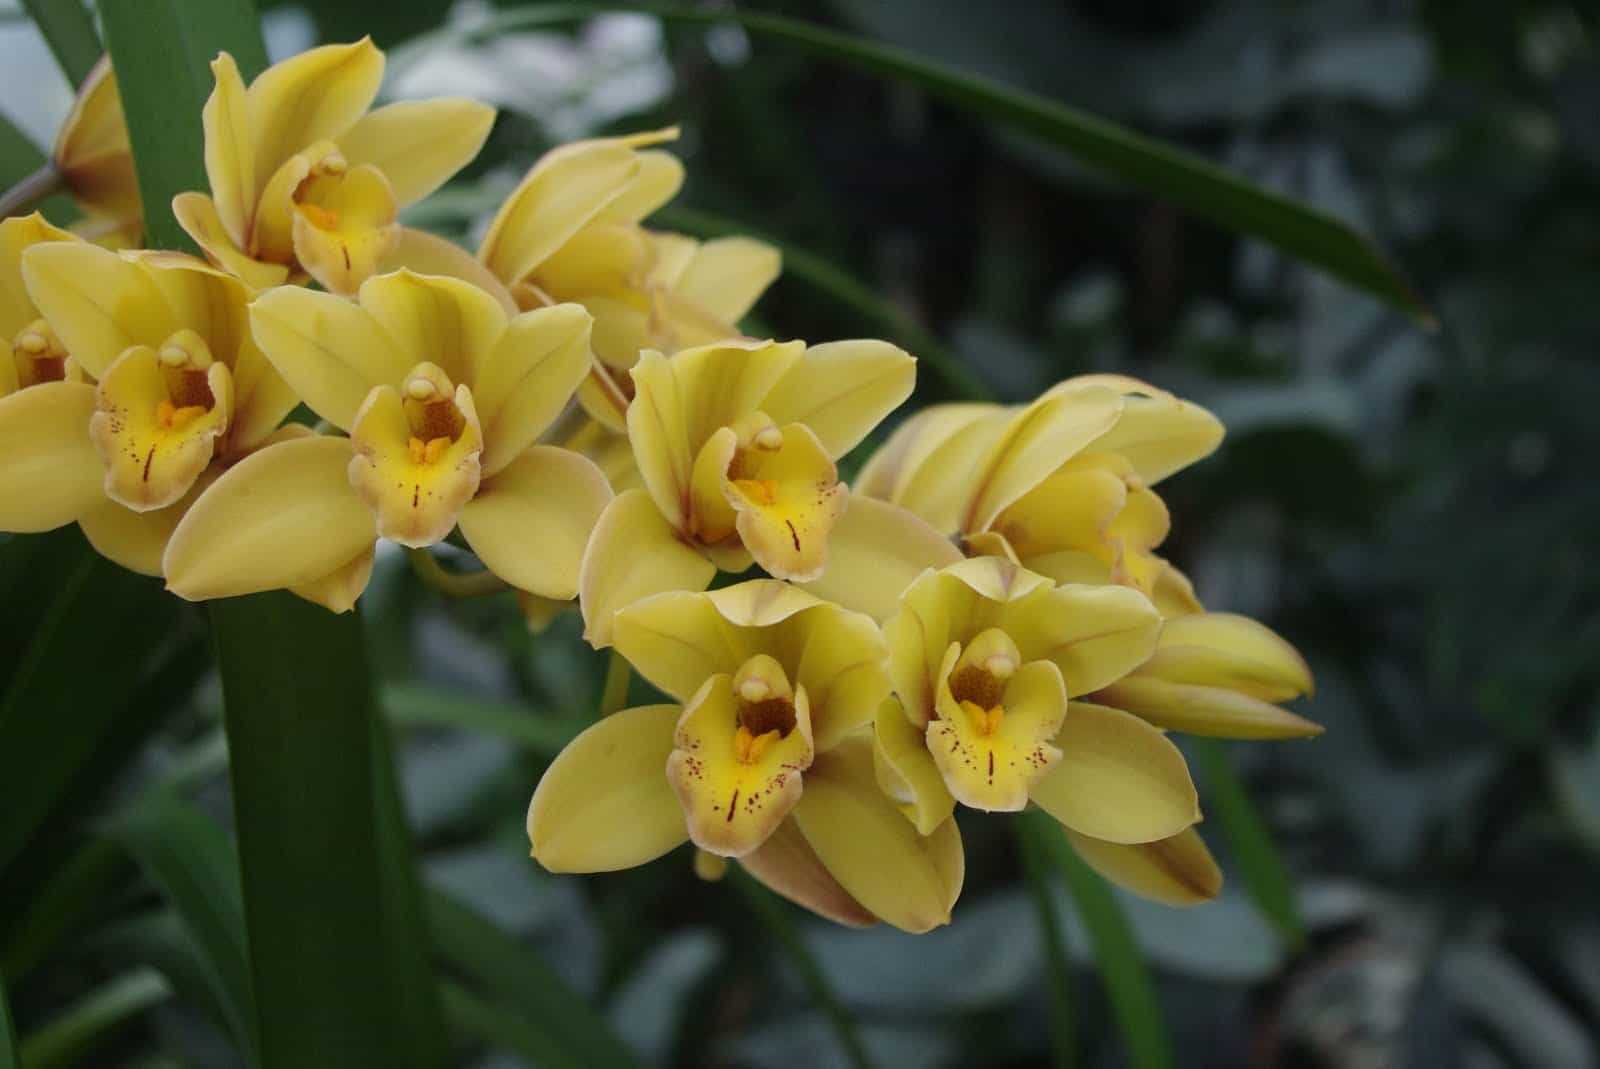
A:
[731, 869, 874, 1069]
[1018, 814, 1076, 1068]
[598, 651, 631, 718]
[23, 0, 100, 88]
[1193, 739, 1304, 947]
[19, 968, 171, 1069]
[407, 546, 511, 598]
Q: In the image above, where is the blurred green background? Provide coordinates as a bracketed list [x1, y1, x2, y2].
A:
[3, 0, 1599, 1066]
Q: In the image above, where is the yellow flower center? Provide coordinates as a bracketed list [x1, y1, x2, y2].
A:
[665, 654, 817, 857]
[926, 628, 1064, 812]
[348, 361, 484, 548]
[89, 329, 234, 512]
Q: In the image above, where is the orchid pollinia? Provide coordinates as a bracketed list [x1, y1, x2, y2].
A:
[0, 35, 1321, 934]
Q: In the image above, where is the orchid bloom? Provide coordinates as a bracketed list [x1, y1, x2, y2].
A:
[577, 336, 915, 646]
[52, 58, 142, 238]
[162, 270, 607, 612]
[529, 580, 964, 932]
[477, 129, 781, 432]
[173, 39, 495, 295]
[5, 234, 306, 582]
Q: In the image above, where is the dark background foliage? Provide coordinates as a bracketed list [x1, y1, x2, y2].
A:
[4, 0, 1599, 1066]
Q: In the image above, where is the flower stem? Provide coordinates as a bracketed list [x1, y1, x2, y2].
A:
[407, 546, 509, 599]
[731, 868, 875, 1069]
[0, 163, 64, 220]
[1018, 812, 1077, 1068]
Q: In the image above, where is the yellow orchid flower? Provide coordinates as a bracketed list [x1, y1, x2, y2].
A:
[162, 270, 607, 611]
[476, 129, 781, 432]
[52, 57, 142, 235]
[529, 579, 964, 932]
[172, 39, 496, 295]
[4, 235, 309, 583]
[828, 375, 1224, 615]
[878, 556, 1194, 826]
[577, 335, 915, 646]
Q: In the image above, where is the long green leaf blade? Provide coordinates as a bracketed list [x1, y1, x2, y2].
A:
[405, 2, 1430, 323]
[0, 971, 18, 1069]
[19, 968, 171, 1069]
[23, 0, 100, 88]
[91, 912, 246, 1054]
[1193, 739, 1304, 946]
[427, 890, 639, 1069]
[211, 594, 445, 1069]
[101, 793, 257, 1056]
[1041, 820, 1172, 1069]
[1018, 813, 1076, 1068]
[94, 0, 267, 252]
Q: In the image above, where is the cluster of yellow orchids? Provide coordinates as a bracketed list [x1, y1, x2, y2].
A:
[0, 39, 1320, 933]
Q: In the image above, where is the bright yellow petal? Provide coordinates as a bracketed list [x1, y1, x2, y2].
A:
[474, 302, 592, 475]
[20, 241, 173, 379]
[288, 544, 375, 614]
[594, 149, 684, 225]
[377, 228, 517, 314]
[202, 52, 256, 247]
[163, 435, 376, 601]
[527, 703, 688, 872]
[578, 488, 715, 648]
[724, 422, 848, 582]
[1152, 562, 1204, 617]
[336, 98, 495, 208]
[872, 696, 956, 835]
[170, 192, 290, 291]
[761, 340, 917, 458]
[347, 379, 482, 547]
[625, 350, 692, 531]
[929, 654, 1067, 812]
[961, 387, 1124, 534]
[990, 461, 1126, 564]
[739, 818, 877, 928]
[793, 736, 964, 934]
[0, 338, 17, 397]
[669, 235, 781, 324]
[1092, 677, 1323, 740]
[1030, 701, 1200, 843]
[671, 338, 805, 450]
[614, 588, 745, 702]
[666, 672, 815, 857]
[535, 223, 650, 301]
[357, 269, 506, 402]
[246, 39, 384, 180]
[1002, 582, 1163, 696]
[855, 401, 995, 505]
[457, 445, 611, 599]
[479, 142, 641, 285]
[0, 212, 79, 340]
[0, 381, 103, 531]
[51, 58, 140, 224]
[248, 284, 409, 429]
[1146, 612, 1313, 700]
[1064, 827, 1221, 906]
[784, 600, 890, 752]
[77, 485, 199, 576]
[893, 407, 1013, 535]
[1048, 376, 1225, 485]
[798, 496, 962, 621]
[291, 163, 400, 295]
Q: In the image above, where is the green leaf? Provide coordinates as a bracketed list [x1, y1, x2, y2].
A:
[1017, 813, 1076, 1069]
[1192, 739, 1304, 947]
[1, 839, 129, 983]
[94, 0, 267, 252]
[91, 912, 245, 1055]
[729, 868, 875, 1069]
[427, 890, 639, 1069]
[0, 971, 18, 1069]
[18, 967, 171, 1069]
[0, 529, 184, 874]
[1040, 819, 1172, 1069]
[100, 793, 256, 1056]
[402, 3, 1431, 324]
[23, 0, 100, 89]
[211, 593, 446, 1069]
